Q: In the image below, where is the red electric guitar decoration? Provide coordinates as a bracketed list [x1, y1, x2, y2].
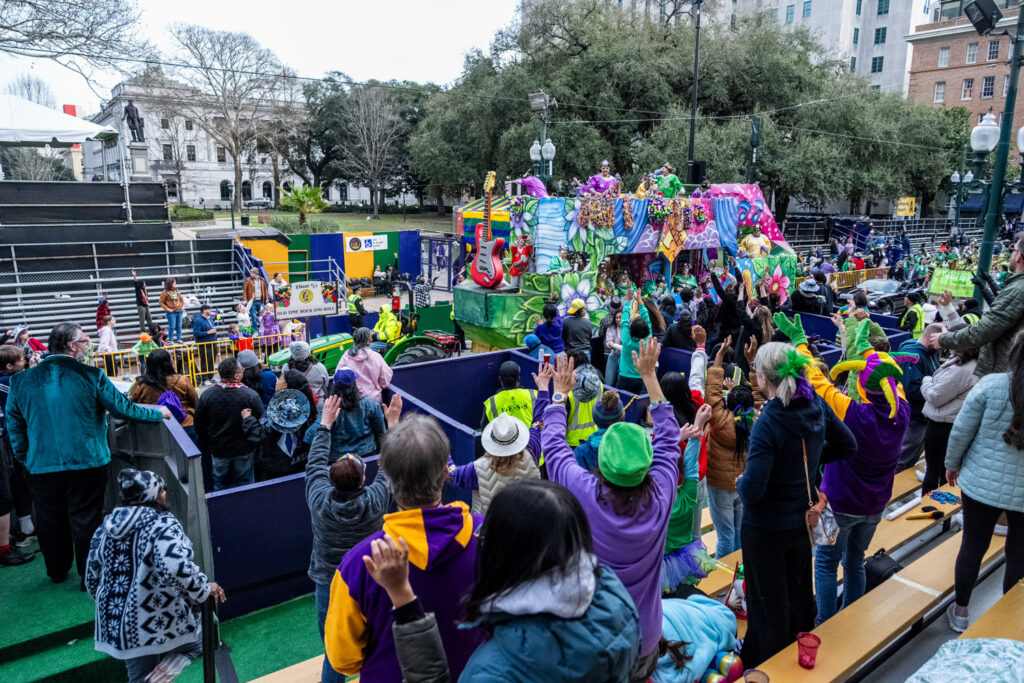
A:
[470, 171, 505, 288]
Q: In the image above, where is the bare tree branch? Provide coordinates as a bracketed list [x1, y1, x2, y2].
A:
[345, 88, 406, 217]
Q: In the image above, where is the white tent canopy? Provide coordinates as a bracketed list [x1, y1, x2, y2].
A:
[0, 94, 117, 147]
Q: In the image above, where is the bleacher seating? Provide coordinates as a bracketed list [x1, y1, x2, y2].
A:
[958, 580, 1024, 640]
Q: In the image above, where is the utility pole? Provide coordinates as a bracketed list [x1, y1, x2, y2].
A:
[976, 5, 1024, 305]
[687, 0, 704, 184]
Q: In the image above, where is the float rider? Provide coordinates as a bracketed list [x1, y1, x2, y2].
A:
[370, 305, 402, 352]
[899, 290, 926, 339]
[481, 360, 536, 430]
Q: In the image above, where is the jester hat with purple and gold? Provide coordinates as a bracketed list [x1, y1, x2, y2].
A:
[829, 319, 916, 419]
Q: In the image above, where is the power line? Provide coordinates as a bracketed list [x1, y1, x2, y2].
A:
[772, 124, 955, 152]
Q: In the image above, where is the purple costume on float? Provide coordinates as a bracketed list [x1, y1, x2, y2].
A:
[519, 176, 549, 198]
[578, 174, 620, 196]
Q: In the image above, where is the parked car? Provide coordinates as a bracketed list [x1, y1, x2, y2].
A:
[244, 198, 273, 209]
[838, 278, 920, 316]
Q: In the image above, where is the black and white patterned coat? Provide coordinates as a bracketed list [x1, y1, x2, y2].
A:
[86, 506, 211, 659]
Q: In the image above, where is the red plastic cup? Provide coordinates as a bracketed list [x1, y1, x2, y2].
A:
[743, 669, 769, 683]
[542, 352, 551, 364]
[797, 632, 821, 669]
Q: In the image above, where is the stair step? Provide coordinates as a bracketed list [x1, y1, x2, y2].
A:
[0, 636, 123, 683]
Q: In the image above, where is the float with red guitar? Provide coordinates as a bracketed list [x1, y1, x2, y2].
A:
[470, 171, 506, 288]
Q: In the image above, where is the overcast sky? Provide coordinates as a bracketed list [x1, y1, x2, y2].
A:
[0, 0, 519, 115]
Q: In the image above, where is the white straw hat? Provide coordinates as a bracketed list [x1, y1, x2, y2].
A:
[481, 413, 531, 457]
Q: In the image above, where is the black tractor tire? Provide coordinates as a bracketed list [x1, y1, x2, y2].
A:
[392, 344, 447, 367]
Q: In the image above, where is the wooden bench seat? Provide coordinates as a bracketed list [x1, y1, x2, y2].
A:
[696, 481, 959, 597]
[250, 656, 327, 682]
[757, 531, 1006, 682]
[959, 580, 1024, 641]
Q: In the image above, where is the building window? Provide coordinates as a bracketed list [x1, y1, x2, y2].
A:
[162, 144, 172, 161]
[856, 0, 862, 15]
[241, 180, 252, 201]
[220, 180, 231, 201]
[282, 181, 293, 193]
[786, 4, 794, 22]
[988, 40, 1000, 61]
[870, 56, 884, 73]
[933, 81, 945, 103]
[871, 85, 881, 91]
[802, 0, 811, 18]
[850, 56, 857, 72]
[874, 27, 886, 44]
[962, 78, 974, 100]
[186, 144, 196, 161]
[321, 183, 331, 201]
[853, 27, 859, 45]
[185, 119, 193, 131]
[216, 147, 226, 163]
[1005, 75, 1011, 97]
[966, 43, 978, 64]
[166, 179, 178, 199]
[160, 118, 169, 130]
[770, 7, 778, 19]
[262, 181, 273, 199]
[938, 47, 950, 67]
[877, 0, 888, 15]
[983, 76, 995, 98]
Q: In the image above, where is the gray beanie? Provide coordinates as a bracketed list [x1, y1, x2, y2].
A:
[237, 349, 259, 369]
[289, 340, 311, 361]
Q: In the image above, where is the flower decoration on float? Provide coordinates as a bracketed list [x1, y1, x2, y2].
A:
[556, 272, 602, 318]
[765, 264, 792, 305]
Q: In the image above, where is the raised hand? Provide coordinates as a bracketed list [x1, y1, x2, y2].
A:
[384, 393, 403, 427]
[938, 290, 954, 307]
[531, 361, 556, 393]
[714, 335, 732, 367]
[363, 534, 415, 608]
[553, 356, 576, 396]
[321, 394, 342, 429]
[680, 423, 702, 441]
[633, 336, 661, 378]
[693, 403, 712, 432]
[692, 324, 707, 347]
[744, 336, 759, 366]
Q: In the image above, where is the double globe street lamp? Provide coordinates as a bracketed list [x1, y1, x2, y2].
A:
[529, 138, 556, 184]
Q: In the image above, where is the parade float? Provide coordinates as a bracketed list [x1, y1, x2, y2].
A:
[454, 175, 798, 349]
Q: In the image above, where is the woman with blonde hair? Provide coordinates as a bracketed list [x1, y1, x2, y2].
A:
[736, 341, 857, 666]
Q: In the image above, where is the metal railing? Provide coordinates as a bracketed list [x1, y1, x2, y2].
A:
[90, 333, 297, 385]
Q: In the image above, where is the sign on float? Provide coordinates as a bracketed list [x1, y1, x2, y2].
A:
[896, 197, 916, 217]
[345, 235, 389, 252]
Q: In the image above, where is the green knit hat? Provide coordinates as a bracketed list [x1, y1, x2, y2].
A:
[597, 422, 653, 487]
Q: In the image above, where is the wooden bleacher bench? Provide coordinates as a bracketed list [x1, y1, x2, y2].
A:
[757, 531, 1006, 681]
[697, 468, 939, 597]
[250, 657, 360, 683]
[958, 580, 1024, 641]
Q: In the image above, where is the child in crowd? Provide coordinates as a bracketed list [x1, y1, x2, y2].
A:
[131, 333, 158, 377]
[260, 308, 284, 348]
[235, 300, 254, 336]
[0, 344, 35, 565]
[705, 336, 763, 560]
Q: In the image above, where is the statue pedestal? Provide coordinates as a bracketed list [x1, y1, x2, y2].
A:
[127, 141, 151, 182]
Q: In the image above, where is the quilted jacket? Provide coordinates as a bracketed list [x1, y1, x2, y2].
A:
[921, 357, 978, 424]
[946, 373, 1024, 512]
[940, 271, 1024, 377]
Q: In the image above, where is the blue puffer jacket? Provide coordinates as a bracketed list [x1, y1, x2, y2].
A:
[946, 373, 1024, 512]
[457, 564, 639, 682]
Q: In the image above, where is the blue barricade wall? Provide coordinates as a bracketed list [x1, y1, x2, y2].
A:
[207, 458, 381, 619]
[871, 312, 901, 329]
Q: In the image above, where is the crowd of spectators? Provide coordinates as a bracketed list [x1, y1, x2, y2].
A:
[3, 231, 1024, 682]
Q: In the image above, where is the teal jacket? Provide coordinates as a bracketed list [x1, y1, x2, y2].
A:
[457, 565, 639, 682]
[619, 300, 651, 380]
[6, 355, 164, 474]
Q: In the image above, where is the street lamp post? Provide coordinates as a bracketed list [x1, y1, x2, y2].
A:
[951, 147, 975, 229]
[401, 187, 407, 222]
[967, 2, 1024, 305]
[528, 138, 557, 184]
[226, 181, 235, 230]
[687, 0, 704, 184]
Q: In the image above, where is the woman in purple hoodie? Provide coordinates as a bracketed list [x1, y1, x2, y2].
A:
[543, 339, 681, 681]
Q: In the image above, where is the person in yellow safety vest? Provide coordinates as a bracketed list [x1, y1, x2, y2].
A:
[371, 306, 401, 352]
[899, 290, 926, 339]
[565, 354, 602, 448]
[481, 361, 536, 429]
[347, 289, 367, 329]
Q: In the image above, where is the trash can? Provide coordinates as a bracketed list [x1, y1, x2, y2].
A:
[240, 214, 250, 226]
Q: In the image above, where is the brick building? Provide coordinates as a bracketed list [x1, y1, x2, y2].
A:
[907, 2, 1021, 134]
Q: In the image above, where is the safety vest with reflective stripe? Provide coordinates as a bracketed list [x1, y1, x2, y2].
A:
[483, 388, 536, 428]
[902, 303, 925, 339]
[347, 293, 362, 315]
[566, 391, 599, 448]
[962, 312, 980, 326]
